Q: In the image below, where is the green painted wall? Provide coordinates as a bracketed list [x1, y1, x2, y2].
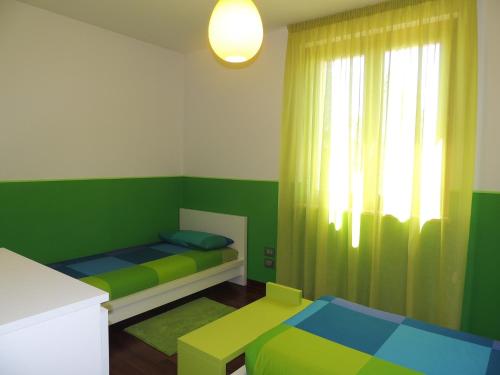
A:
[462, 192, 500, 340]
[182, 177, 278, 283]
[1, 176, 499, 339]
[0, 177, 182, 264]
[0, 176, 279, 283]
[181, 179, 500, 339]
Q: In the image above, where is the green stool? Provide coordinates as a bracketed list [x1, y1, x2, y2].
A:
[178, 282, 311, 375]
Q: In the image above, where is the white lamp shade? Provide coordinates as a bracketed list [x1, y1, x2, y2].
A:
[208, 0, 263, 63]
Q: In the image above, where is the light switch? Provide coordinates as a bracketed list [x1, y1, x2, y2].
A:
[264, 247, 275, 257]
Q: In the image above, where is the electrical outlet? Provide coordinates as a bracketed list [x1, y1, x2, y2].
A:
[264, 258, 275, 269]
[264, 247, 275, 257]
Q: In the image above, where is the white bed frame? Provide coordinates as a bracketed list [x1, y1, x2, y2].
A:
[104, 208, 247, 324]
[231, 367, 247, 375]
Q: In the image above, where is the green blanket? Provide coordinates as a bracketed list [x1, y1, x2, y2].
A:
[49, 244, 238, 300]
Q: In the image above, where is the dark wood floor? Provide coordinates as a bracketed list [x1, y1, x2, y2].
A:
[109, 280, 266, 375]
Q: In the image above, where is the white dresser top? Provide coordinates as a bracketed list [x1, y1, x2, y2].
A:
[0, 248, 109, 335]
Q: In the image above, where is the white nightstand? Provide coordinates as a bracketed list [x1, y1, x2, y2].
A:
[0, 248, 109, 375]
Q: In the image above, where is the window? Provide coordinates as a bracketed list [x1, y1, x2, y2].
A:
[328, 44, 442, 248]
[328, 55, 365, 246]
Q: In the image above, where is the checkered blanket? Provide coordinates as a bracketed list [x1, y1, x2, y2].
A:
[245, 296, 500, 375]
[50, 243, 237, 300]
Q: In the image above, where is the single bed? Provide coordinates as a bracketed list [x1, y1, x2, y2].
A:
[49, 209, 247, 324]
[243, 296, 500, 375]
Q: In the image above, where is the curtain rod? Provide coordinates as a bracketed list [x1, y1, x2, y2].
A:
[288, 0, 437, 33]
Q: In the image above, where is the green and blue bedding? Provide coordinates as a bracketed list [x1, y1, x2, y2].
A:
[49, 243, 237, 300]
[246, 296, 500, 375]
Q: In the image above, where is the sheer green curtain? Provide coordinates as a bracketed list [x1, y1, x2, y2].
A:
[277, 0, 477, 329]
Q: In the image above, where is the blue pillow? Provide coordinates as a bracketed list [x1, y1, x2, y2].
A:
[159, 230, 234, 250]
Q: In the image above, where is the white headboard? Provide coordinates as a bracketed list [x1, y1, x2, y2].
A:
[179, 209, 247, 264]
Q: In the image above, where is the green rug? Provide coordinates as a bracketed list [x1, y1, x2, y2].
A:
[124, 297, 236, 355]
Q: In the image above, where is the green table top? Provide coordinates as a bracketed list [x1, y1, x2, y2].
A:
[179, 295, 311, 362]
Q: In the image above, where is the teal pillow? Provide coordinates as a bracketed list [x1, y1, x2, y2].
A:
[159, 230, 234, 250]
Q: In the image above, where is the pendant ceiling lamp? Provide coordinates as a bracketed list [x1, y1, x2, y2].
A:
[208, 0, 263, 63]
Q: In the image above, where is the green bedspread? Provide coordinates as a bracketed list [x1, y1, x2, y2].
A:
[49, 243, 238, 300]
[246, 297, 500, 375]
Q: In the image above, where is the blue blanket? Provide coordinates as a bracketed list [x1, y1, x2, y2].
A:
[246, 296, 500, 375]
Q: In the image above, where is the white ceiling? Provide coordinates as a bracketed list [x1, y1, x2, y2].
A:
[17, 0, 381, 52]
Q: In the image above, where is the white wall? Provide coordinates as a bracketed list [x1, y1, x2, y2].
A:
[183, 28, 288, 181]
[475, 0, 500, 191]
[183, 5, 500, 189]
[2, 0, 497, 187]
[0, 0, 184, 181]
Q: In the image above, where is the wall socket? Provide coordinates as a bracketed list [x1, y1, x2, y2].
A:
[264, 258, 275, 269]
[264, 247, 275, 257]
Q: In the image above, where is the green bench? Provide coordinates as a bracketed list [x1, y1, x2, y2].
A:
[178, 282, 311, 375]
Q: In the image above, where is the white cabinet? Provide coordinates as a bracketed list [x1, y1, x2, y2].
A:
[0, 248, 109, 375]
